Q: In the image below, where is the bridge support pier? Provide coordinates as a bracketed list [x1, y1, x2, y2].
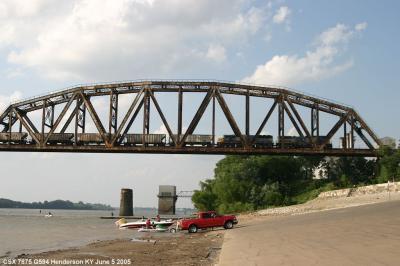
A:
[119, 188, 133, 216]
[158, 185, 177, 215]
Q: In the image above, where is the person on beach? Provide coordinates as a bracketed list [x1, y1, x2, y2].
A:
[156, 214, 160, 222]
[145, 218, 151, 229]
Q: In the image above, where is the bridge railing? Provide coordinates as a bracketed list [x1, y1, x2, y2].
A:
[7, 79, 353, 110]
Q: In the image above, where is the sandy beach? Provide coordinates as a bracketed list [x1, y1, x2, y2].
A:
[8, 231, 223, 266]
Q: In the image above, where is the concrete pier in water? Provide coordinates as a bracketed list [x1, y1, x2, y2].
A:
[158, 185, 177, 215]
[119, 188, 133, 216]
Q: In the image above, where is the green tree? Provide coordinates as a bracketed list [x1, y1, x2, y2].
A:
[378, 147, 400, 182]
[192, 155, 378, 214]
[322, 157, 375, 187]
[192, 155, 312, 213]
[192, 179, 218, 211]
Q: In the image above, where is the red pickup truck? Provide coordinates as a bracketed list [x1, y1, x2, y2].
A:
[178, 211, 238, 233]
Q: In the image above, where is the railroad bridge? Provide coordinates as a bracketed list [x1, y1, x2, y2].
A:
[0, 81, 382, 156]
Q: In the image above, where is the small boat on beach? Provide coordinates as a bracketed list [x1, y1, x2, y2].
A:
[115, 218, 174, 229]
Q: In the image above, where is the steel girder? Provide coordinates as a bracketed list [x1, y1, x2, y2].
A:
[0, 80, 382, 156]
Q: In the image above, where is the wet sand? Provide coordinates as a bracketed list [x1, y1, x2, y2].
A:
[9, 231, 224, 266]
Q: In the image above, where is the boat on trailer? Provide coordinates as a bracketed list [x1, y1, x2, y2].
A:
[115, 218, 174, 229]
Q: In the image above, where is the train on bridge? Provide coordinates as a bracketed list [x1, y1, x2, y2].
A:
[0, 132, 332, 149]
[0, 80, 381, 156]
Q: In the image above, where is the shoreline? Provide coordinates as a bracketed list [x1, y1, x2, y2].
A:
[1, 236, 128, 261]
[4, 190, 399, 265]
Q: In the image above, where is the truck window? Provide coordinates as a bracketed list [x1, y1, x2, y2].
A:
[202, 213, 212, 219]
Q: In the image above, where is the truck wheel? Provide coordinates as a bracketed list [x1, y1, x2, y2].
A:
[224, 220, 234, 229]
[188, 224, 198, 233]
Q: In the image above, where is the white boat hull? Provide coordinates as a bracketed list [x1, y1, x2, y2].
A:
[138, 227, 169, 233]
[116, 219, 174, 229]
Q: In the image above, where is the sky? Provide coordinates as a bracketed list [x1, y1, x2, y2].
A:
[0, 0, 399, 208]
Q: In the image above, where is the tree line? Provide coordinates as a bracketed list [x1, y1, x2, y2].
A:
[192, 147, 400, 214]
[0, 198, 114, 210]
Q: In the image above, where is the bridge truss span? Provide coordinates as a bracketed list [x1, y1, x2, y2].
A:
[0, 81, 381, 156]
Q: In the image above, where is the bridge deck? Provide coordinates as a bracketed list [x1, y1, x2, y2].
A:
[0, 144, 377, 157]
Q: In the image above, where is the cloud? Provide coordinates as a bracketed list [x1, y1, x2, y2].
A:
[355, 22, 367, 31]
[273, 6, 291, 24]
[205, 44, 227, 63]
[1, 0, 271, 81]
[154, 124, 169, 135]
[317, 23, 353, 46]
[264, 33, 272, 42]
[154, 124, 187, 136]
[287, 127, 298, 136]
[272, 6, 291, 31]
[242, 23, 365, 87]
[0, 0, 49, 18]
[0, 91, 22, 112]
[0, 91, 22, 133]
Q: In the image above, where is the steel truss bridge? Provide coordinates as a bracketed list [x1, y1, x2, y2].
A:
[0, 81, 381, 156]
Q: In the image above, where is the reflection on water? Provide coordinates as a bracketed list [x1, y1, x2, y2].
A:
[0, 208, 158, 258]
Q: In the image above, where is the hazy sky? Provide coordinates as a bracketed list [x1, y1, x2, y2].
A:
[0, 0, 399, 208]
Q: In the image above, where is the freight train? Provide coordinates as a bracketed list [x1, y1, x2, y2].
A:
[0, 132, 332, 148]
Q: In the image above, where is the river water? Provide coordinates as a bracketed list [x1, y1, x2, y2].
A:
[0, 208, 161, 258]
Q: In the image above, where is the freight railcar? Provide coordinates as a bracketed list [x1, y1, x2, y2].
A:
[125, 134, 166, 146]
[307, 136, 332, 149]
[217, 135, 242, 147]
[277, 136, 332, 148]
[0, 132, 28, 144]
[217, 135, 274, 148]
[76, 133, 106, 144]
[172, 134, 213, 146]
[32, 133, 74, 144]
[249, 135, 274, 147]
[277, 136, 308, 148]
